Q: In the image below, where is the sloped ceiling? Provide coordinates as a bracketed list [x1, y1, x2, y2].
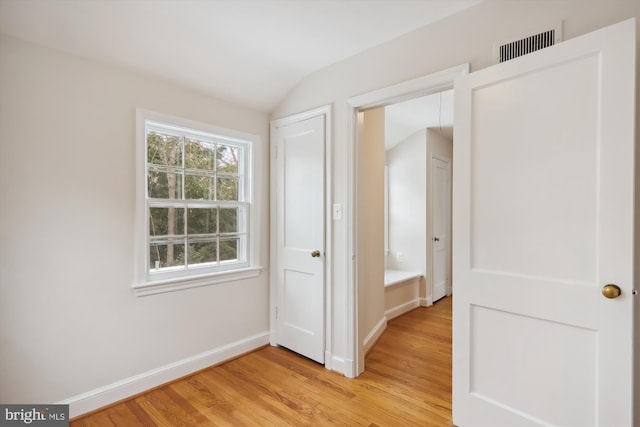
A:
[385, 89, 454, 150]
[0, 0, 480, 112]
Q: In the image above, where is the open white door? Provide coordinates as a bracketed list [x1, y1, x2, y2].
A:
[272, 113, 326, 364]
[453, 19, 635, 427]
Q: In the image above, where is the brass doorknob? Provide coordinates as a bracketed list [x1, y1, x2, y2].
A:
[311, 250, 321, 258]
[602, 284, 622, 299]
[434, 237, 440, 242]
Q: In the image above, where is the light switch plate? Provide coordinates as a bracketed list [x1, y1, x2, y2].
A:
[333, 203, 342, 220]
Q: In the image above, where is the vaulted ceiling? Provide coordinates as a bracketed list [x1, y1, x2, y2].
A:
[385, 89, 454, 150]
[0, 0, 480, 112]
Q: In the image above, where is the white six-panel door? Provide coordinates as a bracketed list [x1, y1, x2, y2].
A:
[273, 114, 326, 364]
[453, 19, 635, 426]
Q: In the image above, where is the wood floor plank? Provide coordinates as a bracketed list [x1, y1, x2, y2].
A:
[72, 297, 453, 426]
[124, 400, 159, 427]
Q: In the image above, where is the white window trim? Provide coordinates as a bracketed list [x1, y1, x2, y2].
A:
[134, 109, 262, 296]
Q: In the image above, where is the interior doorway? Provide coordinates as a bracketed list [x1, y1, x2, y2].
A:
[384, 92, 453, 307]
[346, 64, 468, 375]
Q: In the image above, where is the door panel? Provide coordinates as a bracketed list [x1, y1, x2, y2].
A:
[453, 19, 635, 427]
[431, 156, 450, 302]
[470, 53, 598, 283]
[274, 115, 325, 363]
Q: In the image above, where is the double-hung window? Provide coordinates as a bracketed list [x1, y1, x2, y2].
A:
[134, 110, 260, 295]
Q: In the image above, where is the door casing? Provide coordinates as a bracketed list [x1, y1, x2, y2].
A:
[269, 105, 333, 365]
[346, 64, 469, 376]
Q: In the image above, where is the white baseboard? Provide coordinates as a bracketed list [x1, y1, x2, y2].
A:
[386, 298, 421, 320]
[60, 332, 270, 419]
[327, 353, 355, 378]
[363, 316, 387, 355]
[323, 351, 332, 370]
[420, 297, 433, 307]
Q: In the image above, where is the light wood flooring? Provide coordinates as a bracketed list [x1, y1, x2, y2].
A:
[72, 297, 452, 426]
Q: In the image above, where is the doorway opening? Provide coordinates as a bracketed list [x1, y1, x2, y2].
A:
[384, 91, 453, 309]
[346, 64, 467, 376]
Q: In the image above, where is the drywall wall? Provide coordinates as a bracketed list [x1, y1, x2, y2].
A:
[386, 128, 452, 304]
[0, 34, 270, 414]
[357, 107, 386, 371]
[271, 0, 640, 402]
[386, 129, 427, 276]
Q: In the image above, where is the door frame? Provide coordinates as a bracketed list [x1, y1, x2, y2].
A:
[345, 64, 468, 376]
[269, 105, 333, 365]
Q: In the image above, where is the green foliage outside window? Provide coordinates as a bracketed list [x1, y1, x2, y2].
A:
[146, 130, 245, 271]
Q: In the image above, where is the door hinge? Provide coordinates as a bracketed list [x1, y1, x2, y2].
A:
[275, 306, 278, 319]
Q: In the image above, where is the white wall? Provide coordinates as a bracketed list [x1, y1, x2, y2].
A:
[386, 128, 452, 304]
[357, 107, 386, 370]
[386, 129, 427, 276]
[271, 0, 640, 399]
[0, 34, 270, 414]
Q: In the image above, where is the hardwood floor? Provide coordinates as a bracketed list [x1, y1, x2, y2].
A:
[72, 297, 452, 426]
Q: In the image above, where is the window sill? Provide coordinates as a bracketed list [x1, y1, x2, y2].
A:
[132, 266, 263, 297]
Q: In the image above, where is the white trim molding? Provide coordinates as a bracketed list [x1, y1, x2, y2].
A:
[132, 266, 262, 297]
[321, 350, 354, 376]
[60, 332, 270, 419]
[385, 298, 421, 321]
[421, 297, 434, 307]
[346, 64, 469, 376]
[269, 105, 333, 366]
[363, 316, 387, 355]
[134, 109, 262, 296]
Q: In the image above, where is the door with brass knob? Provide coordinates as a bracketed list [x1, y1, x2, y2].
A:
[452, 19, 635, 427]
[602, 284, 621, 299]
[273, 112, 326, 365]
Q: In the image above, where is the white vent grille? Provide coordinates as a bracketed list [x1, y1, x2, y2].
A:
[498, 29, 557, 63]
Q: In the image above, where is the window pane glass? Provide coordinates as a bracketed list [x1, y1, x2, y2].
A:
[143, 117, 252, 280]
[149, 207, 185, 236]
[187, 207, 217, 235]
[217, 176, 238, 201]
[217, 145, 239, 173]
[219, 238, 239, 262]
[187, 240, 217, 266]
[150, 242, 185, 270]
[185, 174, 214, 200]
[148, 171, 183, 199]
[147, 132, 182, 167]
[185, 138, 215, 171]
[219, 208, 239, 234]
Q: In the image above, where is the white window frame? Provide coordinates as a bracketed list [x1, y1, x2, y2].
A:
[133, 109, 261, 296]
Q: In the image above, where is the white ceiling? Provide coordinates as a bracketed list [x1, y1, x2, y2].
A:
[385, 89, 453, 150]
[0, 0, 480, 112]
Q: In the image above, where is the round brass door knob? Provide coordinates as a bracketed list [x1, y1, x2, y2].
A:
[311, 250, 321, 258]
[602, 284, 622, 299]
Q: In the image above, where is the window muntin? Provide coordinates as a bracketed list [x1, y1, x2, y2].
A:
[144, 120, 250, 277]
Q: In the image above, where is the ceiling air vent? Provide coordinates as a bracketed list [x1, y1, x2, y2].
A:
[497, 26, 561, 63]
